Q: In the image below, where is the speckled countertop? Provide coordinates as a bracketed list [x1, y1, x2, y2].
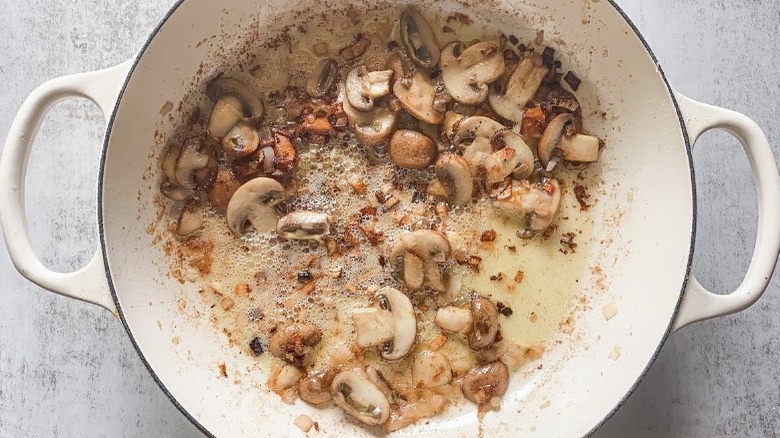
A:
[1, 0, 778, 436]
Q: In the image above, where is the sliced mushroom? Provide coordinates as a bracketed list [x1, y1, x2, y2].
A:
[439, 39, 506, 105]
[175, 201, 203, 236]
[461, 361, 509, 405]
[338, 82, 397, 146]
[206, 76, 265, 124]
[412, 351, 452, 388]
[393, 72, 444, 124]
[434, 153, 473, 205]
[481, 129, 535, 185]
[208, 167, 241, 215]
[160, 144, 193, 201]
[306, 58, 339, 98]
[222, 122, 260, 158]
[207, 95, 245, 140]
[173, 136, 217, 194]
[352, 287, 417, 360]
[538, 113, 600, 169]
[435, 306, 473, 334]
[345, 65, 393, 111]
[488, 57, 549, 122]
[440, 111, 466, 145]
[331, 370, 391, 426]
[225, 177, 285, 236]
[388, 129, 438, 170]
[389, 230, 451, 292]
[399, 8, 440, 68]
[276, 211, 332, 241]
[299, 367, 338, 407]
[468, 296, 500, 350]
[365, 367, 396, 405]
[453, 116, 506, 171]
[492, 177, 562, 239]
[268, 323, 322, 365]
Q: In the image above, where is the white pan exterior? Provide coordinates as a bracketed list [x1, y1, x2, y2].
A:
[2, 0, 779, 437]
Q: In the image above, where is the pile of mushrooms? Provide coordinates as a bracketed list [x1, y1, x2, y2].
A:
[157, 6, 606, 431]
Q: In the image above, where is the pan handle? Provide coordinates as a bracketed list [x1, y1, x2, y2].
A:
[672, 91, 780, 331]
[0, 59, 133, 313]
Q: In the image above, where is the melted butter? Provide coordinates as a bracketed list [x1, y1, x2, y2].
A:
[169, 4, 599, 396]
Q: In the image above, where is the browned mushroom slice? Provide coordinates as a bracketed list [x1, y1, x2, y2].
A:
[331, 370, 391, 426]
[388, 230, 451, 292]
[481, 129, 535, 185]
[461, 361, 509, 405]
[338, 82, 397, 146]
[160, 144, 193, 201]
[174, 136, 217, 193]
[488, 57, 549, 122]
[222, 122, 260, 158]
[452, 116, 506, 172]
[492, 177, 562, 239]
[339, 33, 371, 60]
[207, 95, 245, 140]
[439, 39, 506, 105]
[388, 129, 438, 170]
[468, 296, 500, 349]
[225, 177, 285, 236]
[393, 72, 444, 124]
[434, 153, 473, 205]
[174, 201, 203, 236]
[345, 65, 394, 111]
[399, 8, 440, 68]
[538, 113, 600, 169]
[306, 58, 339, 98]
[299, 367, 338, 407]
[352, 287, 417, 360]
[206, 76, 265, 124]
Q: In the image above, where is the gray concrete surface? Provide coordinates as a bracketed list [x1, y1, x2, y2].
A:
[0, 0, 778, 436]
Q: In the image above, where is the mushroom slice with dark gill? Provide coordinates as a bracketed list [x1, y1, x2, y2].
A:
[276, 211, 332, 241]
[268, 323, 322, 366]
[306, 58, 339, 98]
[392, 70, 444, 124]
[345, 65, 394, 111]
[434, 153, 473, 205]
[439, 39, 506, 105]
[388, 230, 451, 292]
[492, 177, 562, 239]
[206, 76, 265, 124]
[331, 369, 391, 426]
[338, 82, 397, 146]
[399, 8, 440, 68]
[352, 287, 417, 360]
[488, 57, 549, 122]
[452, 116, 506, 172]
[161, 136, 217, 201]
[225, 177, 285, 237]
[539, 113, 601, 171]
[468, 295, 500, 349]
[538, 113, 600, 170]
[461, 361, 509, 405]
[481, 128, 535, 185]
